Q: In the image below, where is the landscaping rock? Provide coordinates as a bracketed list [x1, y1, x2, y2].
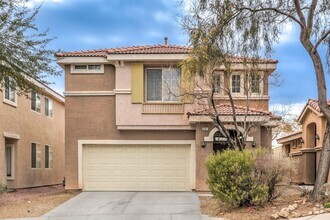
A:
[271, 213, 280, 219]
[288, 204, 298, 211]
[278, 209, 289, 218]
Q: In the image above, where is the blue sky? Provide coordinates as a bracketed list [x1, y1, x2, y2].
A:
[30, 0, 329, 112]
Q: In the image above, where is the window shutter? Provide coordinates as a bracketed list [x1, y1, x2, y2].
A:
[131, 63, 144, 103]
[180, 65, 194, 103]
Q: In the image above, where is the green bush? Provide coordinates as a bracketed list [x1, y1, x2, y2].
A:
[206, 149, 268, 207]
[206, 148, 296, 207]
[0, 182, 7, 194]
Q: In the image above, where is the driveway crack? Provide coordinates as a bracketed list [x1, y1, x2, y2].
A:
[121, 192, 137, 214]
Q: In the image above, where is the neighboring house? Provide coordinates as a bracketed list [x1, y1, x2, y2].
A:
[56, 42, 279, 192]
[277, 99, 330, 185]
[0, 78, 65, 189]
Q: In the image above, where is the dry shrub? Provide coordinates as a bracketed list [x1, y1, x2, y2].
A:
[206, 148, 297, 207]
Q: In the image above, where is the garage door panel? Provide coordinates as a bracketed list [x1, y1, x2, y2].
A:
[83, 145, 190, 191]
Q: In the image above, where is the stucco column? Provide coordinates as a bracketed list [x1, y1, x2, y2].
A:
[0, 137, 6, 187]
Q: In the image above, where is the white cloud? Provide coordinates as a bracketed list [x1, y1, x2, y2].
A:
[24, 0, 64, 8]
[278, 22, 296, 44]
[270, 101, 306, 120]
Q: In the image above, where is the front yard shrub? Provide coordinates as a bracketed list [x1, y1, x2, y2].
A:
[206, 148, 296, 207]
[0, 182, 7, 194]
[206, 150, 268, 207]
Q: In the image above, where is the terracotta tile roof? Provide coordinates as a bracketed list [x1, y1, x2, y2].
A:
[55, 44, 278, 63]
[188, 104, 281, 119]
[307, 99, 330, 112]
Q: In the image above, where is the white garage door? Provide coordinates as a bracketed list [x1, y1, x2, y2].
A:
[82, 144, 191, 191]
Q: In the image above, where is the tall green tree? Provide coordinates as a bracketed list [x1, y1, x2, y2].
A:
[0, 0, 58, 93]
[182, 0, 330, 201]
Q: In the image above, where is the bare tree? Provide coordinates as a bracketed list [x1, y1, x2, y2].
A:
[181, 0, 330, 202]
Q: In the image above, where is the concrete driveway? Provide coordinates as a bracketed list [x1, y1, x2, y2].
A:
[42, 191, 202, 220]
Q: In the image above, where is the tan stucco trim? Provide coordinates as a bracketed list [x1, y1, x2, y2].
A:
[290, 152, 303, 156]
[300, 148, 316, 153]
[214, 95, 270, 100]
[314, 146, 322, 151]
[3, 132, 20, 140]
[77, 140, 196, 190]
[107, 54, 188, 61]
[57, 57, 109, 65]
[113, 89, 131, 94]
[277, 131, 302, 144]
[204, 127, 254, 142]
[64, 91, 115, 96]
[117, 125, 195, 130]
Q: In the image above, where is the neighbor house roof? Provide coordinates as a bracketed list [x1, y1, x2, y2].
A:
[297, 99, 329, 123]
[277, 130, 302, 144]
[187, 104, 281, 120]
[55, 44, 278, 64]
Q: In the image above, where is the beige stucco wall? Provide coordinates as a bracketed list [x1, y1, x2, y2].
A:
[63, 61, 274, 191]
[0, 90, 65, 189]
[65, 95, 195, 189]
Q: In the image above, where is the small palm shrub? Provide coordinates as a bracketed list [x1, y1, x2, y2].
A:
[206, 148, 296, 207]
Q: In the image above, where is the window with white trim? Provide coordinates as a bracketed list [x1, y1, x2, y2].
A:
[71, 64, 104, 74]
[31, 143, 41, 168]
[4, 76, 16, 104]
[31, 91, 41, 112]
[231, 74, 241, 94]
[250, 73, 263, 94]
[45, 97, 53, 117]
[146, 68, 180, 102]
[45, 145, 53, 168]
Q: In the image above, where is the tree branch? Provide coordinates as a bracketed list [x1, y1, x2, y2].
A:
[307, 0, 318, 34]
[238, 6, 305, 29]
[293, 0, 307, 28]
[312, 30, 330, 53]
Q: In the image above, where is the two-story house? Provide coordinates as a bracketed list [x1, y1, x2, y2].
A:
[277, 99, 330, 185]
[0, 78, 65, 189]
[56, 43, 279, 192]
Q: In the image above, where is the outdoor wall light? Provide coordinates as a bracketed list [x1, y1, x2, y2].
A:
[315, 134, 320, 140]
[252, 141, 256, 148]
[299, 138, 304, 144]
[202, 141, 205, 148]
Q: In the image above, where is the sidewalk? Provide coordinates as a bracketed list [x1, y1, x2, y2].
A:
[291, 213, 330, 220]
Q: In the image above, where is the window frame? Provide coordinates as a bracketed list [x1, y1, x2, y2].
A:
[145, 67, 181, 103]
[230, 73, 244, 96]
[45, 145, 53, 169]
[31, 91, 41, 113]
[249, 72, 264, 96]
[45, 97, 53, 118]
[70, 64, 104, 74]
[213, 73, 224, 95]
[3, 76, 17, 107]
[31, 143, 42, 169]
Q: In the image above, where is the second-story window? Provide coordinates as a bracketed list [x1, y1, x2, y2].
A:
[231, 75, 241, 94]
[45, 97, 53, 117]
[250, 74, 261, 94]
[31, 91, 41, 112]
[213, 75, 221, 93]
[146, 68, 180, 102]
[4, 76, 16, 104]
